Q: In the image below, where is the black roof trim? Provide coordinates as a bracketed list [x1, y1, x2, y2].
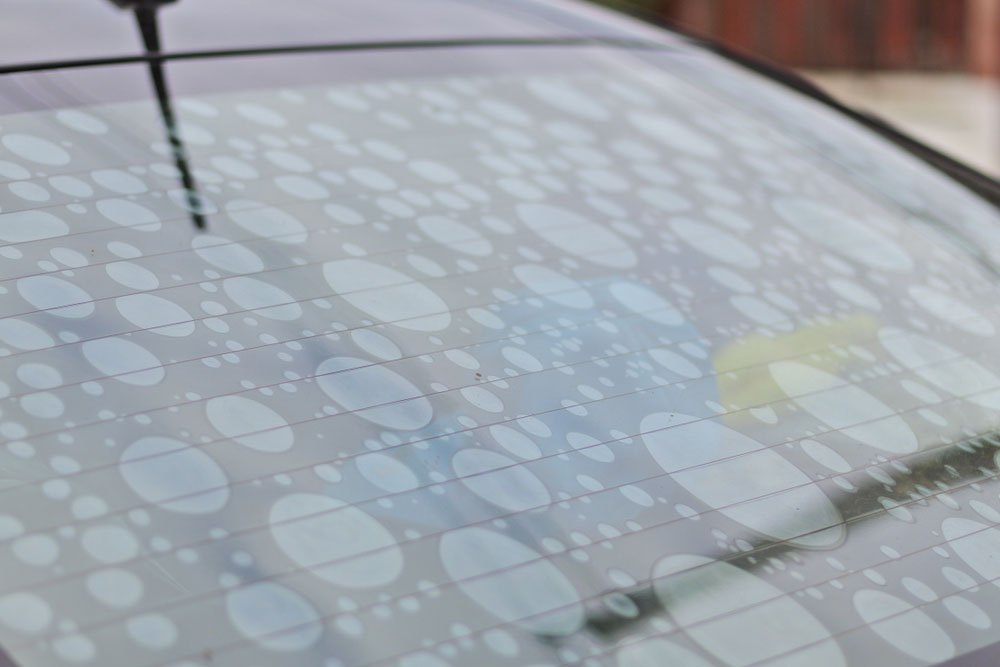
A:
[0, 35, 673, 76]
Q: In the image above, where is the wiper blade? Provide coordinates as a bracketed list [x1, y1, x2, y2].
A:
[109, 0, 206, 230]
[575, 429, 1000, 639]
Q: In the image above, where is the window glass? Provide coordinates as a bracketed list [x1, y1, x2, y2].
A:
[1, 44, 999, 666]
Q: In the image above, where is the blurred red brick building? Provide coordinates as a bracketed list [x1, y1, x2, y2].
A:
[655, 0, 1000, 76]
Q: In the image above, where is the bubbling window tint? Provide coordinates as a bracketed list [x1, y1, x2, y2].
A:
[0, 45, 1000, 666]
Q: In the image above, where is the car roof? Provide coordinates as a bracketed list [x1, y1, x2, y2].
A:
[0, 0, 677, 69]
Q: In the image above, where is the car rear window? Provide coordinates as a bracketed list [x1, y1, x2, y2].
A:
[1, 43, 1000, 667]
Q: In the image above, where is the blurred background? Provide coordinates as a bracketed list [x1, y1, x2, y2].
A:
[592, 0, 1000, 177]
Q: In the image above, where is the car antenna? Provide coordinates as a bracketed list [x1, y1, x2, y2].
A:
[108, 0, 206, 230]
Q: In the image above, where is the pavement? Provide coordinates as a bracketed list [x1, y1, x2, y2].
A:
[801, 70, 1000, 179]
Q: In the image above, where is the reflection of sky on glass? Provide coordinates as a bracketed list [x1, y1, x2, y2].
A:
[0, 44, 1000, 666]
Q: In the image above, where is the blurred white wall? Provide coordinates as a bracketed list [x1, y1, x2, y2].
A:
[804, 71, 1000, 178]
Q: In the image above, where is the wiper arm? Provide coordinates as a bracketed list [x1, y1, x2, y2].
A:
[109, 0, 206, 230]
[575, 428, 1000, 639]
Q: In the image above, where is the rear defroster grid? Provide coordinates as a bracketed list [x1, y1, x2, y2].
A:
[1, 46, 1000, 666]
